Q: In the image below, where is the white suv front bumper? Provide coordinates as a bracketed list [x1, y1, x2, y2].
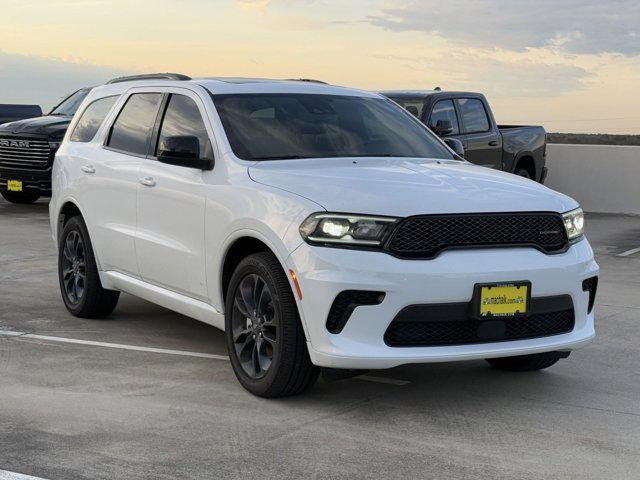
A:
[286, 239, 598, 369]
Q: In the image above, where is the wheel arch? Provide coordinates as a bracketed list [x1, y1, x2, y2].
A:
[56, 198, 86, 244]
[217, 230, 311, 344]
[54, 197, 105, 273]
[220, 235, 272, 308]
[513, 153, 536, 180]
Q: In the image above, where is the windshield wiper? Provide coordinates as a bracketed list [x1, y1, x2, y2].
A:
[348, 154, 396, 157]
[251, 155, 304, 160]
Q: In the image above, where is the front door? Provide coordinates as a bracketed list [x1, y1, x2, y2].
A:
[455, 98, 502, 170]
[135, 92, 214, 301]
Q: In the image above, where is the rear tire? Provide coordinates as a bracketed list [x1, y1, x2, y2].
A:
[515, 168, 532, 180]
[58, 216, 120, 318]
[225, 252, 319, 397]
[1, 189, 40, 204]
[486, 352, 564, 372]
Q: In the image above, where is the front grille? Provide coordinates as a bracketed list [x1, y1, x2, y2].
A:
[0, 136, 51, 170]
[386, 212, 568, 259]
[384, 296, 574, 347]
[326, 290, 385, 334]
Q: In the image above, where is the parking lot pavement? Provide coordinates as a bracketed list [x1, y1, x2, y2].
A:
[1, 198, 639, 480]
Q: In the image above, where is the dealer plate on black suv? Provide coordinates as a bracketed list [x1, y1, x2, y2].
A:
[7, 180, 23, 192]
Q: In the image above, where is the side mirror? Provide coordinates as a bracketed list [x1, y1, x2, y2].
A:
[444, 138, 465, 158]
[157, 135, 213, 170]
[433, 119, 454, 137]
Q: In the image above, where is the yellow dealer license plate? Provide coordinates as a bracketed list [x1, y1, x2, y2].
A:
[475, 282, 530, 318]
[7, 180, 23, 192]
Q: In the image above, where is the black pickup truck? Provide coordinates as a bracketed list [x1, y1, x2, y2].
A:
[0, 104, 42, 125]
[0, 87, 91, 203]
[380, 90, 547, 183]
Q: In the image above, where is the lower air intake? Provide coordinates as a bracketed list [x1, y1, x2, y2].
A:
[384, 296, 575, 347]
[326, 290, 385, 334]
[582, 276, 598, 314]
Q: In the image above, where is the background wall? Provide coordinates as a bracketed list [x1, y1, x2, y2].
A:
[545, 144, 640, 215]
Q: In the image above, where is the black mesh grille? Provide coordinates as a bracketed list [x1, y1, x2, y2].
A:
[582, 276, 598, 314]
[326, 290, 385, 334]
[384, 308, 574, 347]
[386, 213, 568, 258]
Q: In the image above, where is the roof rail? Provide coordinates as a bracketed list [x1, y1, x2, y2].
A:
[287, 78, 328, 84]
[106, 73, 192, 84]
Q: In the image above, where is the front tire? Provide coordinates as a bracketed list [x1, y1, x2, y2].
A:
[1, 189, 40, 204]
[225, 252, 319, 397]
[58, 216, 120, 318]
[486, 352, 565, 372]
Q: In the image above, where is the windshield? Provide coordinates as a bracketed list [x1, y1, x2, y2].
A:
[49, 88, 92, 116]
[211, 93, 453, 161]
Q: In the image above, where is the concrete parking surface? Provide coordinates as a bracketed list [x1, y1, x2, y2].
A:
[1, 197, 639, 480]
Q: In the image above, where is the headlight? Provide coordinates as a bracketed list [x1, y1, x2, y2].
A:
[299, 213, 399, 246]
[562, 207, 584, 240]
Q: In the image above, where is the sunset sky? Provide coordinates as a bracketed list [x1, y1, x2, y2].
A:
[1, 0, 639, 133]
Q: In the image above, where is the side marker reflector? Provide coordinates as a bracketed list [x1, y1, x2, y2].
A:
[289, 269, 303, 300]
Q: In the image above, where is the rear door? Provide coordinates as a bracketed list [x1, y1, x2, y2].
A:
[135, 90, 213, 301]
[69, 92, 162, 278]
[455, 97, 502, 170]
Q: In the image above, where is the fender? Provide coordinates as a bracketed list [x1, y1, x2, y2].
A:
[511, 151, 535, 171]
[511, 150, 539, 180]
[214, 226, 311, 339]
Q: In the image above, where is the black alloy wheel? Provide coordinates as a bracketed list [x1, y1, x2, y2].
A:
[225, 252, 319, 397]
[61, 230, 87, 305]
[231, 273, 278, 379]
[58, 215, 120, 318]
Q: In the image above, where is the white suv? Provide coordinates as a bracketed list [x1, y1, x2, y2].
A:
[50, 74, 598, 397]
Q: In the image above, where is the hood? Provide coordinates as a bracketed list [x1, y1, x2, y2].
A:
[0, 115, 72, 139]
[248, 157, 578, 217]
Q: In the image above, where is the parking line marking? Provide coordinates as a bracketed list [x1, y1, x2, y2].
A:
[618, 246, 640, 257]
[1, 330, 410, 385]
[0, 330, 229, 361]
[357, 375, 410, 386]
[0, 469, 49, 480]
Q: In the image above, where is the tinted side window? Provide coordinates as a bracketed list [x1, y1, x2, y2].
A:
[402, 102, 424, 118]
[457, 98, 489, 133]
[429, 100, 460, 135]
[107, 93, 162, 156]
[388, 98, 424, 119]
[156, 94, 213, 161]
[69, 96, 118, 142]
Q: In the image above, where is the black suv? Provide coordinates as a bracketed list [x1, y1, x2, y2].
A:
[0, 87, 91, 204]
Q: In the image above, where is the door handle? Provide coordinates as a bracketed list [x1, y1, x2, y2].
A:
[139, 176, 156, 187]
[488, 140, 499, 147]
[81, 165, 95, 174]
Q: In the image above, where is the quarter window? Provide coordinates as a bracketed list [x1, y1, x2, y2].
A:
[69, 96, 118, 142]
[156, 94, 213, 161]
[402, 101, 424, 119]
[429, 100, 460, 135]
[457, 98, 490, 133]
[107, 93, 162, 156]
